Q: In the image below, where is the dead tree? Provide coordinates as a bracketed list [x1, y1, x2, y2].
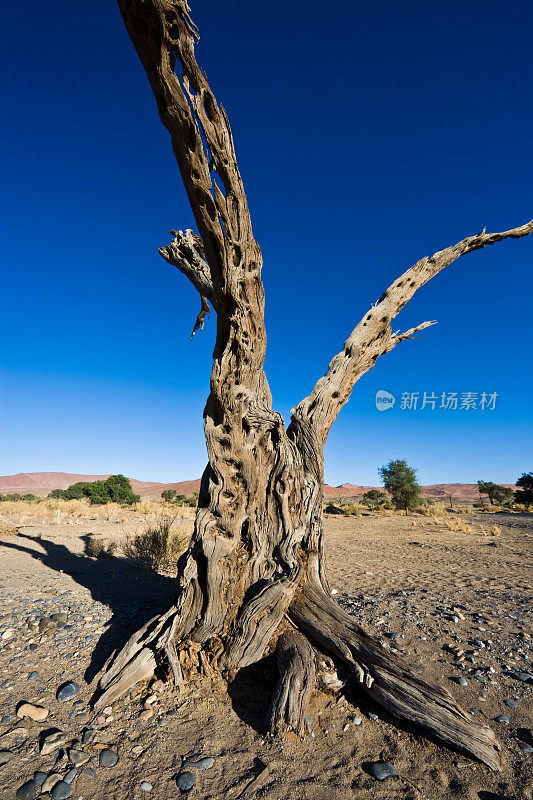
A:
[96, 0, 533, 770]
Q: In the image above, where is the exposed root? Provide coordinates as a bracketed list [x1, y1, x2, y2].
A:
[267, 630, 315, 737]
[289, 578, 501, 770]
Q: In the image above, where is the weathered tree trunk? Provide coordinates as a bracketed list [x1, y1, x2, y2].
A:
[96, 0, 533, 773]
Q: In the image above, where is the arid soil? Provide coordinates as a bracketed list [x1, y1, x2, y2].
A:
[0, 510, 531, 800]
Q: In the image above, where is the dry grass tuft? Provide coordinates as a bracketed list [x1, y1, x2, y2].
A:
[490, 525, 501, 537]
[124, 516, 189, 574]
[441, 516, 473, 533]
[87, 535, 117, 558]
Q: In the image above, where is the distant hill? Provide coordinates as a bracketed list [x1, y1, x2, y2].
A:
[0, 472, 515, 501]
[0, 472, 201, 499]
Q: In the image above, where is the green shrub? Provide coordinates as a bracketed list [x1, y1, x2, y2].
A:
[48, 475, 140, 505]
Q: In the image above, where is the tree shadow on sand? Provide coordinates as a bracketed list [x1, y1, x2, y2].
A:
[2, 532, 177, 687]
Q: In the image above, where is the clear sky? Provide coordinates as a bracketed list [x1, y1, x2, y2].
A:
[1, 1, 532, 487]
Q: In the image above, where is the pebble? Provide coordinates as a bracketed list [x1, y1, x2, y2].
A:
[34, 772, 47, 786]
[182, 756, 215, 771]
[368, 712, 379, 720]
[41, 775, 63, 794]
[81, 728, 94, 745]
[17, 702, 49, 722]
[140, 781, 153, 792]
[352, 717, 363, 726]
[27, 671, 38, 681]
[51, 780, 72, 800]
[0, 749, 14, 764]
[388, 632, 400, 639]
[16, 780, 38, 800]
[518, 741, 533, 754]
[504, 699, 521, 708]
[99, 748, 119, 767]
[83, 767, 98, 779]
[176, 772, 195, 791]
[369, 760, 397, 781]
[455, 677, 468, 686]
[40, 730, 67, 755]
[51, 613, 68, 623]
[139, 708, 153, 721]
[69, 748, 90, 765]
[495, 715, 509, 724]
[56, 681, 80, 702]
[64, 769, 77, 784]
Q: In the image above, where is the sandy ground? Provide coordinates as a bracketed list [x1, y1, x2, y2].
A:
[0, 510, 531, 800]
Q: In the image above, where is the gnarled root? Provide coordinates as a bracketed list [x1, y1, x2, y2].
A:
[289, 578, 501, 771]
[267, 630, 315, 737]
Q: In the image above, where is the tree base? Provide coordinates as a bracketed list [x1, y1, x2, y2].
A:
[92, 579, 501, 771]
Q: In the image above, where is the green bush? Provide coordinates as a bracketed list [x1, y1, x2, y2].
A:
[47, 475, 140, 505]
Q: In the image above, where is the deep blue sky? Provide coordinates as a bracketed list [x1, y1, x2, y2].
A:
[1, 1, 532, 486]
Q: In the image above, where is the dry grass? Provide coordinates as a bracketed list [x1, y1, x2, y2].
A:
[441, 516, 473, 533]
[0, 498, 197, 525]
[423, 501, 447, 517]
[124, 516, 189, 574]
[0, 519, 18, 539]
[490, 525, 501, 537]
[87, 535, 117, 558]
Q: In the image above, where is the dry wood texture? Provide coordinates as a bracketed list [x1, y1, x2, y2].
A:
[96, 0, 533, 769]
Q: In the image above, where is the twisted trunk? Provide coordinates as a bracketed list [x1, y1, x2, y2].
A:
[96, 0, 533, 774]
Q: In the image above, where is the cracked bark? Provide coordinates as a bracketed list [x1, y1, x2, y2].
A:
[95, 0, 533, 771]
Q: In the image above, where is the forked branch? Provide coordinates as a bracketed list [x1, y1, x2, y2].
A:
[296, 220, 533, 441]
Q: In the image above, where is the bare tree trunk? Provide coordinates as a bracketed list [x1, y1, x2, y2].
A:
[96, 0, 533, 772]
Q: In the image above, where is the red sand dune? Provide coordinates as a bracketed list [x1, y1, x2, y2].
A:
[0, 472, 515, 501]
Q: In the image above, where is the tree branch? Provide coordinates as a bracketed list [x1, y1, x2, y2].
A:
[118, 0, 267, 405]
[294, 219, 533, 442]
[159, 228, 217, 310]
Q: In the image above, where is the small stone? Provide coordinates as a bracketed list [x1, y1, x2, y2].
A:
[83, 767, 98, 779]
[27, 671, 38, 681]
[1, 628, 14, 640]
[64, 769, 77, 784]
[132, 745, 144, 756]
[56, 681, 80, 702]
[140, 781, 153, 792]
[352, 716, 363, 726]
[17, 702, 49, 722]
[177, 772, 195, 791]
[0, 750, 14, 764]
[99, 748, 119, 768]
[504, 699, 521, 708]
[41, 775, 63, 794]
[102, 705, 113, 715]
[51, 780, 72, 800]
[69, 748, 90, 766]
[518, 741, 533, 754]
[182, 757, 215, 771]
[455, 677, 468, 686]
[151, 680, 165, 693]
[369, 760, 397, 781]
[16, 780, 38, 800]
[368, 712, 379, 720]
[34, 772, 47, 787]
[139, 708, 153, 721]
[388, 632, 400, 640]
[40, 730, 67, 755]
[495, 715, 509, 724]
[51, 613, 68, 623]
[81, 728, 94, 745]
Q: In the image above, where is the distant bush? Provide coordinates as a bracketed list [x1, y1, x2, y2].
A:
[324, 503, 345, 515]
[514, 472, 533, 507]
[361, 489, 389, 510]
[161, 489, 177, 502]
[48, 475, 140, 505]
[125, 517, 188, 573]
[477, 481, 513, 506]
